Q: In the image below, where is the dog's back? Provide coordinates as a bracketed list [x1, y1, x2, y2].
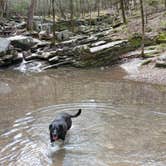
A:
[58, 109, 82, 129]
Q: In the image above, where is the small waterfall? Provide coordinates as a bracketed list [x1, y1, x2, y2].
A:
[15, 53, 43, 73]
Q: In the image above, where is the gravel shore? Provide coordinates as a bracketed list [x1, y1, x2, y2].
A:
[124, 62, 166, 85]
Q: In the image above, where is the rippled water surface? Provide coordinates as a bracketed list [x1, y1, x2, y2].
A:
[0, 67, 166, 166]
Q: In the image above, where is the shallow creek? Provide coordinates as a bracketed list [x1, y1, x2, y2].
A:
[0, 67, 166, 166]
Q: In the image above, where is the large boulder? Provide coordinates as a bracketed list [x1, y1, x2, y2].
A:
[72, 40, 134, 67]
[0, 37, 10, 56]
[57, 30, 73, 41]
[0, 37, 23, 67]
[0, 50, 23, 67]
[8, 35, 38, 50]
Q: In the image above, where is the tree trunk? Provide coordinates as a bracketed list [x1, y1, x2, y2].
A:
[133, 0, 137, 8]
[52, 0, 56, 44]
[27, 0, 37, 31]
[57, 0, 66, 20]
[70, 0, 74, 32]
[47, 0, 51, 16]
[120, 0, 127, 24]
[145, 5, 148, 24]
[87, 0, 92, 27]
[140, 0, 145, 57]
[80, 0, 84, 18]
[0, 0, 6, 18]
[97, 0, 100, 17]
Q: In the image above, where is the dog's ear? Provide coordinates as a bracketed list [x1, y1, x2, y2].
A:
[49, 124, 52, 131]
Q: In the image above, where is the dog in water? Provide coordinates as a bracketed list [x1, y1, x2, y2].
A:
[49, 109, 81, 143]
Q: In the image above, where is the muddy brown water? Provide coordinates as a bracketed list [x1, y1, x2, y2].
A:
[0, 67, 166, 166]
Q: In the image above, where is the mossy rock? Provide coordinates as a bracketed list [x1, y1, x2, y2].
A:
[128, 34, 142, 48]
[156, 32, 166, 44]
[75, 40, 138, 67]
[54, 20, 71, 31]
[141, 59, 152, 66]
[143, 51, 159, 58]
[129, 33, 156, 49]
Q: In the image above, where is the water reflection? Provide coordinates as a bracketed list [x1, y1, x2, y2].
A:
[0, 68, 166, 112]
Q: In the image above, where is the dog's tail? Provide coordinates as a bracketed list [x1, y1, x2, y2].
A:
[70, 109, 82, 118]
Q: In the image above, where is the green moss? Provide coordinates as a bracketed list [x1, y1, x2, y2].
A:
[128, 34, 142, 48]
[141, 59, 152, 66]
[77, 40, 141, 68]
[146, 45, 157, 50]
[129, 33, 156, 49]
[146, 43, 166, 52]
[143, 52, 159, 58]
[156, 43, 166, 52]
[55, 22, 69, 31]
[156, 32, 166, 44]
[160, 20, 166, 28]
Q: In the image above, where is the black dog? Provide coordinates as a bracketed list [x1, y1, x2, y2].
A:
[49, 109, 81, 143]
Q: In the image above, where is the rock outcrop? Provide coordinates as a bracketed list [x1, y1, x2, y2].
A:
[0, 37, 23, 67]
[8, 35, 39, 50]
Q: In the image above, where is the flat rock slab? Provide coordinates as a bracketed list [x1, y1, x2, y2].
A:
[91, 41, 106, 47]
[90, 40, 127, 53]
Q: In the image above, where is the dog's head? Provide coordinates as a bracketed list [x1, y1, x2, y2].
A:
[49, 123, 63, 142]
[49, 124, 59, 142]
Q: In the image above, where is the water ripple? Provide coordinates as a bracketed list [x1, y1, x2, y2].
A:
[0, 102, 166, 166]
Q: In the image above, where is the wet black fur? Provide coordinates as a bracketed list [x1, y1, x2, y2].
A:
[49, 109, 81, 142]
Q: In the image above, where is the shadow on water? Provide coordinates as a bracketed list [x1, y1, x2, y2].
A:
[0, 67, 166, 166]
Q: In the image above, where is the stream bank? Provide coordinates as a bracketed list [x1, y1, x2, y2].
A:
[0, 12, 166, 85]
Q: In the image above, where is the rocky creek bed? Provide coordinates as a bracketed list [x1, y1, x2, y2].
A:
[0, 16, 166, 78]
